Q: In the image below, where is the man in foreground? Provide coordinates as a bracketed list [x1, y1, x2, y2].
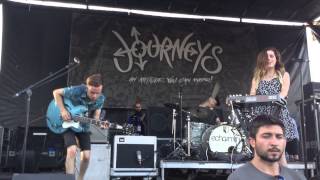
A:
[228, 114, 306, 180]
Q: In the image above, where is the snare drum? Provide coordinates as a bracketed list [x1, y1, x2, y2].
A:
[202, 124, 243, 153]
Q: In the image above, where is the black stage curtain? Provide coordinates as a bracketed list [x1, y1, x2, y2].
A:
[0, 4, 71, 128]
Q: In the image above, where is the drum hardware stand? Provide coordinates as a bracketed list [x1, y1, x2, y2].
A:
[229, 100, 252, 159]
[228, 101, 250, 138]
[186, 112, 191, 157]
[178, 85, 183, 143]
[168, 108, 190, 159]
[165, 141, 188, 160]
[229, 101, 240, 126]
[12, 58, 79, 173]
[168, 108, 186, 159]
[230, 128, 252, 164]
[171, 109, 177, 149]
[168, 85, 190, 159]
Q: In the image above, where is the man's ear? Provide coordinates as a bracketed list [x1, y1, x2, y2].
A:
[249, 137, 255, 149]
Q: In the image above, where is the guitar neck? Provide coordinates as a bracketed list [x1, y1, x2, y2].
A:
[73, 116, 121, 129]
[74, 116, 106, 125]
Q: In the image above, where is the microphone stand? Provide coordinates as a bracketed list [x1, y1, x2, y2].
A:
[13, 60, 79, 173]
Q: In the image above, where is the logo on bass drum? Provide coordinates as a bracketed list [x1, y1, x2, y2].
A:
[210, 135, 241, 143]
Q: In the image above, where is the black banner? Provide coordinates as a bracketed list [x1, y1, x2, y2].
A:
[69, 14, 259, 107]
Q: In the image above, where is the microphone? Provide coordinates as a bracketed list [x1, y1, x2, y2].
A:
[73, 57, 80, 64]
[136, 150, 142, 166]
[12, 89, 32, 98]
[12, 93, 19, 98]
[66, 57, 80, 68]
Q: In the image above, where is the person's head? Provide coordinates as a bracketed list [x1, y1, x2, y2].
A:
[249, 114, 286, 163]
[253, 47, 285, 81]
[134, 97, 142, 112]
[135, 102, 142, 112]
[86, 74, 103, 101]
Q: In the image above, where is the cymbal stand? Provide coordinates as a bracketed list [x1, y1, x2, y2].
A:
[178, 86, 183, 143]
[166, 107, 189, 160]
[186, 112, 191, 156]
[171, 109, 177, 149]
[229, 101, 240, 125]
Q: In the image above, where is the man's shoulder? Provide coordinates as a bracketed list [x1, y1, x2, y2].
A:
[227, 163, 254, 180]
[97, 94, 105, 103]
[281, 166, 307, 180]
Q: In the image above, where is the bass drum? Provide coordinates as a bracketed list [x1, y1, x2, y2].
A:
[201, 124, 244, 155]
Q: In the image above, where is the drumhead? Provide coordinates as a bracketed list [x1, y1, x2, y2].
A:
[202, 125, 243, 153]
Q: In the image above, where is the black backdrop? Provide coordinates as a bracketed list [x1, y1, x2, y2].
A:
[0, 4, 71, 127]
[0, 4, 310, 130]
[69, 12, 308, 112]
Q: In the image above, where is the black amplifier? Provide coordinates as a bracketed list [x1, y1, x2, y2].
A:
[304, 82, 320, 98]
[112, 135, 157, 171]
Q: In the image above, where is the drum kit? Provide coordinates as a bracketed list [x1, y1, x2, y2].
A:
[164, 102, 252, 161]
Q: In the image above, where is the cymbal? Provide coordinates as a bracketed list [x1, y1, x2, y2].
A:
[188, 106, 211, 119]
[163, 103, 180, 109]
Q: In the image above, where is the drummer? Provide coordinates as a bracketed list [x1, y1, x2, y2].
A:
[197, 96, 223, 125]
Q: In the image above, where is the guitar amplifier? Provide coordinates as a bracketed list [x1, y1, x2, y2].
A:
[112, 135, 157, 171]
[304, 82, 320, 98]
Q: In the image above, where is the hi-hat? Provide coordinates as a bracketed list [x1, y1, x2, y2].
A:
[164, 103, 180, 109]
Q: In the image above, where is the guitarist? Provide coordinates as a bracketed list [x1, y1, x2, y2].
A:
[52, 74, 105, 180]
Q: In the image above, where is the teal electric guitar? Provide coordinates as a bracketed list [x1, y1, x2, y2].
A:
[46, 98, 122, 134]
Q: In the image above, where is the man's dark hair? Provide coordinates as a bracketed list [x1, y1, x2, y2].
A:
[86, 74, 103, 87]
[249, 114, 285, 138]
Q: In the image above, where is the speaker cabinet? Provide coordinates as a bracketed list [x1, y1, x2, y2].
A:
[304, 82, 320, 99]
[112, 135, 157, 171]
[12, 173, 75, 180]
[304, 98, 320, 161]
[75, 144, 111, 180]
[3, 127, 64, 172]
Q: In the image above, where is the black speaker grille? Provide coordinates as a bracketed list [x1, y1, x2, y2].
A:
[116, 144, 155, 168]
